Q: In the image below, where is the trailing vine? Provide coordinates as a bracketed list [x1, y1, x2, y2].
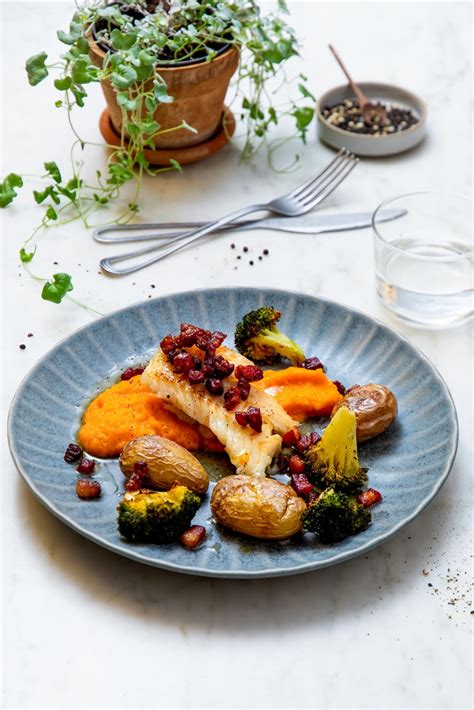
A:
[1, 0, 315, 304]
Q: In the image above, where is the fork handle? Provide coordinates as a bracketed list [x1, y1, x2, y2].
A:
[100, 203, 269, 276]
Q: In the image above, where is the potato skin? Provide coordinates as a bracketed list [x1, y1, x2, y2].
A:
[211, 475, 306, 540]
[119, 435, 209, 494]
[331, 384, 398, 442]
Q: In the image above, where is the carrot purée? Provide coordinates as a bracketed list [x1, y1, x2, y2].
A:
[78, 375, 223, 458]
[254, 367, 343, 421]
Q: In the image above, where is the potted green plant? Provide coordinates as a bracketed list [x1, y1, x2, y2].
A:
[1, 0, 315, 305]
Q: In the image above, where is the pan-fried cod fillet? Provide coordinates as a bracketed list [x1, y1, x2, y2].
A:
[142, 348, 297, 476]
[219, 346, 296, 434]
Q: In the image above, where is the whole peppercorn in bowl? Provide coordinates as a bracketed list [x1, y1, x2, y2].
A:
[317, 82, 427, 157]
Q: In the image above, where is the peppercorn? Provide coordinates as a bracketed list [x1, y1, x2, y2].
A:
[322, 99, 419, 135]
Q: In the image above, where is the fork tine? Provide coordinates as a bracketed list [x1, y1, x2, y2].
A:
[294, 150, 355, 202]
[301, 157, 359, 210]
[296, 153, 356, 206]
[285, 148, 349, 200]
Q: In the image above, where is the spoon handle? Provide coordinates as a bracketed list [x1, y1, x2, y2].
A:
[328, 44, 367, 107]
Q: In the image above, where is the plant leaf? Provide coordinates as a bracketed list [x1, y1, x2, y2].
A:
[117, 93, 138, 111]
[44, 161, 62, 183]
[111, 65, 138, 89]
[57, 30, 77, 45]
[154, 82, 173, 103]
[20, 247, 36, 263]
[111, 29, 137, 50]
[169, 159, 182, 173]
[26, 52, 49, 86]
[0, 173, 23, 208]
[46, 206, 58, 220]
[293, 106, 315, 131]
[54, 77, 72, 91]
[41, 273, 73, 304]
[298, 83, 316, 101]
[71, 58, 97, 85]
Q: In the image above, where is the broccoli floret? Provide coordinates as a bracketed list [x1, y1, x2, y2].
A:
[117, 485, 201, 544]
[302, 487, 371, 543]
[304, 406, 368, 492]
[234, 306, 305, 365]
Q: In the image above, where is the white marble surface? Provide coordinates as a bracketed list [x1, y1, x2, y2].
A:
[1, 2, 472, 709]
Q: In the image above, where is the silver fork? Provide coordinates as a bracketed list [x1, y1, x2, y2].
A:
[100, 148, 358, 276]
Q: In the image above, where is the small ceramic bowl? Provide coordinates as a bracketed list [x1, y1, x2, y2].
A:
[317, 82, 427, 157]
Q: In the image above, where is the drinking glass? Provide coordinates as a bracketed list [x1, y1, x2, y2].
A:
[373, 192, 473, 328]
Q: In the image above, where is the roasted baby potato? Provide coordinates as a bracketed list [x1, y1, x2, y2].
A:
[211, 475, 306, 540]
[119, 435, 209, 494]
[331, 384, 398, 442]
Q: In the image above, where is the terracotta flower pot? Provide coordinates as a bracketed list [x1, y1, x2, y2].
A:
[88, 39, 239, 149]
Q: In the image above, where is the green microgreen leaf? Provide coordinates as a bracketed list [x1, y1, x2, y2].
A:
[71, 58, 98, 84]
[169, 159, 183, 173]
[26, 52, 49, 86]
[46, 206, 58, 220]
[298, 83, 316, 101]
[154, 83, 173, 104]
[71, 85, 87, 107]
[20, 247, 36, 263]
[111, 29, 137, 51]
[33, 185, 60, 205]
[117, 93, 138, 111]
[44, 161, 62, 183]
[0, 173, 23, 207]
[111, 65, 138, 89]
[54, 76, 72, 91]
[293, 106, 315, 132]
[57, 13, 83, 45]
[41, 273, 73, 304]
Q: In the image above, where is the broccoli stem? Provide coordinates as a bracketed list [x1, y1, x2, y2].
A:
[259, 328, 305, 364]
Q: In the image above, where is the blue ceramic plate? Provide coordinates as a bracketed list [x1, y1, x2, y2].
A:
[8, 288, 458, 578]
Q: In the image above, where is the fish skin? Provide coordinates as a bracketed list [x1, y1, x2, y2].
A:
[142, 347, 297, 476]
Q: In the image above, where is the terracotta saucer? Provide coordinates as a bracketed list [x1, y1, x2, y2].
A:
[98, 107, 236, 166]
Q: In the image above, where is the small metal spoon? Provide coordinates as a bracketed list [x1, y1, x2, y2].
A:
[329, 44, 389, 127]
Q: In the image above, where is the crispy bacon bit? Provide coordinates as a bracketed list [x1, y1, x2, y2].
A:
[64, 443, 83, 464]
[160, 334, 177, 354]
[300, 357, 324, 371]
[296, 431, 321, 453]
[237, 378, 250, 400]
[188, 369, 205, 385]
[235, 410, 249, 427]
[224, 385, 241, 411]
[333, 380, 346, 395]
[205, 355, 234, 379]
[246, 406, 262, 433]
[206, 331, 227, 353]
[180, 525, 206, 549]
[178, 323, 205, 346]
[277, 450, 291, 473]
[195, 330, 213, 350]
[172, 351, 195, 374]
[282, 427, 302, 447]
[234, 365, 263, 382]
[206, 378, 224, 396]
[125, 461, 149, 491]
[76, 457, 96, 475]
[288, 454, 306, 476]
[76, 478, 101, 499]
[290, 472, 313, 496]
[121, 367, 145, 381]
[356, 488, 383, 508]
